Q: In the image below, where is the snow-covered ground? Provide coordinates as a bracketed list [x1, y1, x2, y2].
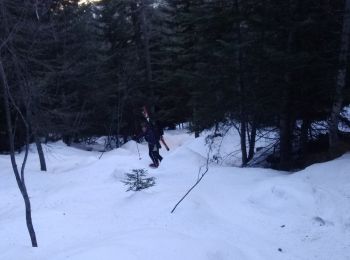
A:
[1, 130, 350, 260]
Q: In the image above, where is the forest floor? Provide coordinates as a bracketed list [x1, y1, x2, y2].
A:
[0, 129, 350, 260]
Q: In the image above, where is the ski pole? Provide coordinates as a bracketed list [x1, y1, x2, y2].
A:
[99, 150, 105, 160]
[160, 136, 170, 151]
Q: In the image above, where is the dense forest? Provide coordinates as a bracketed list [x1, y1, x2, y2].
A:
[1, 0, 350, 171]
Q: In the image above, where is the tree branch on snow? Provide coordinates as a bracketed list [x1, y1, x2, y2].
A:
[171, 134, 215, 214]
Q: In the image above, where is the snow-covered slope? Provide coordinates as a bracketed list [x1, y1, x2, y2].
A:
[0, 130, 349, 260]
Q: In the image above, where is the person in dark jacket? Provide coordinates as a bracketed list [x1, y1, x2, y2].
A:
[137, 122, 162, 168]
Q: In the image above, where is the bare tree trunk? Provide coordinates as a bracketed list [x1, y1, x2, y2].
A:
[116, 72, 128, 147]
[130, 1, 143, 61]
[279, 24, 296, 170]
[234, 0, 248, 166]
[0, 60, 38, 247]
[247, 121, 257, 161]
[240, 120, 248, 166]
[279, 110, 292, 170]
[31, 106, 47, 172]
[280, 65, 294, 170]
[193, 101, 200, 138]
[130, 0, 155, 114]
[300, 119, 310, 157]
[10, 46, 47, 172]
[35, 135, 46, 171]
[328, 0, 350, 156]
[140, 0, 155, 114]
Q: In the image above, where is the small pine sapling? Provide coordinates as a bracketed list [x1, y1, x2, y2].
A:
[122, 169, 156, 192]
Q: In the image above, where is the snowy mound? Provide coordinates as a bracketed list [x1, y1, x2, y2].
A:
[0, 130, 349, 259]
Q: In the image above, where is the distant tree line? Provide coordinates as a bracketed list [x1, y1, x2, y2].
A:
[1, 0, 350, 171]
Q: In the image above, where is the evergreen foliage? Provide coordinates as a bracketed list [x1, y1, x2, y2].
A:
[122, 169, 156, 192]
[1, 0, 350, 169]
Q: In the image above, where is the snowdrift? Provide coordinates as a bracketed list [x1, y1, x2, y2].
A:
[0, 130, 349, 260]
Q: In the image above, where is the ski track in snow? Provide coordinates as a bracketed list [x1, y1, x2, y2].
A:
[0, 130, 350, 260]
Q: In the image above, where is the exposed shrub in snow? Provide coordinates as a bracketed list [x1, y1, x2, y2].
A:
[122, 169, 156, 192]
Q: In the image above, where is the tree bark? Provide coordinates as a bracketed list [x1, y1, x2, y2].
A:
[247, 121, 257, 161]
[0, 60, 38, 247]
[14, 55, 47, 172]
[279, 23, 295, 170]
[279, 113, 292, 170]
[130, 0, 155, 114]
[234, 0, 248, 166]
[193, 102, 200, 138]
[300, 119, 310, 157]
[35, 135, 46, 171]
[328, 0, 350, 156]
[139, 0, 154, 106]
[240, 120, 248, 166]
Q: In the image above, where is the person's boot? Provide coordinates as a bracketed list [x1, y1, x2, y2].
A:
[149, 163, 158, 168]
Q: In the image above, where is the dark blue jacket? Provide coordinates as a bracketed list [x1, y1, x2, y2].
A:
[137, 127, 157, 146]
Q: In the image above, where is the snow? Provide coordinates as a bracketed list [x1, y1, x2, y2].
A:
[1, 130, 350, 260]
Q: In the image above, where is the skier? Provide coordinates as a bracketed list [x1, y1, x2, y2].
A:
[136, 122, 162, 168]
[141, 106, 170, 151]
